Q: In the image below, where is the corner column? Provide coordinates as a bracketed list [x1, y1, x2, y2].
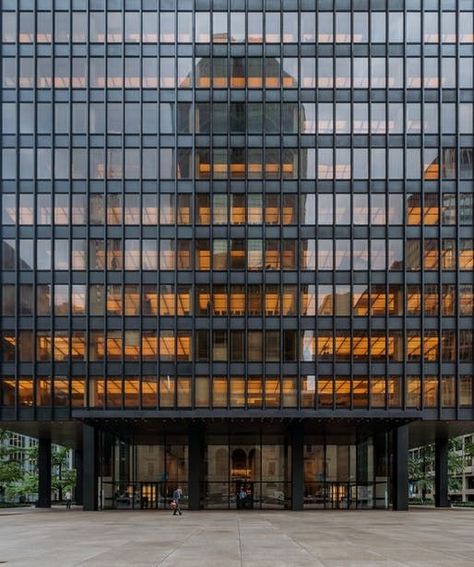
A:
[435, 436, 449, 508]
[83, 425, 98, 511]
[392, 424, 409, 511]
[188, 424, 204, 510]
[37, 438, 51, 508]
[291, 423, 304, 511]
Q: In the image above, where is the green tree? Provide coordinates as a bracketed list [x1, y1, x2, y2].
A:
[3, 440, 38, 503]
[408, 445, 434, 502]
[5, 473, 38, 503]
[0, 430, 76, 504]
[409, 436, 474, 502]
[0, 430, 24, 489]
[52, 446, 77, 500]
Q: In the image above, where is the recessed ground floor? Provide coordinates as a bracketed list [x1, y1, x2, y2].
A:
[1, 507, 474, 566]
[98, 424, 389, 510]
[5, 417, 474, 513]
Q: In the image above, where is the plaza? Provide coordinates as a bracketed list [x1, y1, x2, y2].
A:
[1, 0, 473, 520]
[0, 508, 474, 566]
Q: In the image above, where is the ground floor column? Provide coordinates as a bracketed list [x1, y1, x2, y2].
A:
[74, 449, 83, 506]
[435, 436, 449, 508]
[188, 424, 204, 510]
[37, 438, 51, 508]
[374, 431, 389, 509]
[291, 423, 304, 511]
[83, 424, 98, 511]
[392, 425, 409, 511]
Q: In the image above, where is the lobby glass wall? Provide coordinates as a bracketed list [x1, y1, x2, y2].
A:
[99, 433, 188, 510]
[203, 432, 291, 509]
[304, 434, 388, 509]
[98, 430, 387, 510]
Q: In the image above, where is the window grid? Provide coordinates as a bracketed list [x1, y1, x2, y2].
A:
[0, 2, 473, 418]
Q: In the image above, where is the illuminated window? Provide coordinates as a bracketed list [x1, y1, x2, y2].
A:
[71, 378, 87, 408]
[460, 239, 474, 270]
[353, 379, 368, 409]
[301, 375, 315, 408]
[230, 285, 245, 316]
[177, 377, 191, 408]
[282, 377, 297, 408]
[124, 331, 140, 361]
[89, 378, 105, 408]
[160, 375, 175, 408]
[407, 376, 421, 409]
[214, 376, 229, 408]
[460, 284, 473, 316]
[424, 376, 439, 408]
[106, 379, 122, 409]
[371, 378, 386, 408]
[18, 378, 34, 407]
[124, 379, 140, 408]
[317, 378, 333, 408]
[36, 378, 51, 407]
[142, 377, 158, 408]
[106, 331, 122, 361]
[195, 376, 209, 408]
[352, 285, 369, 316]
[230, 377, 244, 407]
[247, 377, 263, 408]
[141, 331, 158, 361]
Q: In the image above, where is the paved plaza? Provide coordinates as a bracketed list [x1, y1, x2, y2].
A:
[0, 507, 473, 566]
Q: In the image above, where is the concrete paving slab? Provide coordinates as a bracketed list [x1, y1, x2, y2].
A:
[0, 508, 473, 566]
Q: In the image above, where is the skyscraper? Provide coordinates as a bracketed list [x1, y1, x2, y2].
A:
[1, 1, 473, 511]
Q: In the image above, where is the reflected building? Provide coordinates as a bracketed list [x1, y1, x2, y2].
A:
[0, 2, 473, 511]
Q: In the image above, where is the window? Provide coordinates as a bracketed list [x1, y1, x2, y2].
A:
[318, 241, 333, 271]
[407, 376, 421, 409]
[160, 240, 175, 270]
[159, 195, 177, 224]
[248, 331, 262, 362]
[230, 331, 244, 362]
[231, 13, 245, 43]
[442, 376, 455, 408]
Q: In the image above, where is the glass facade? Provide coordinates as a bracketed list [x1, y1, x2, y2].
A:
[99, 428, 386, 510]
[0, 0, 473, 511]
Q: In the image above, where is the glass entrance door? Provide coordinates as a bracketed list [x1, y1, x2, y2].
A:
[203, 433, 291, 509]
[231, 446, 258, 509]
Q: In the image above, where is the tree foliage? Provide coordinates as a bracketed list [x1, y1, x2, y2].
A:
[0, 429, 76, 504]
[409, 437, 474, 500]
[0, 430, 24, 487]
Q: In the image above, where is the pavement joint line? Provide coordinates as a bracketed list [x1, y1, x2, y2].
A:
[155, 525, 203, 567]
[237, 516, 243, 567]
[257, 514, 324, 564]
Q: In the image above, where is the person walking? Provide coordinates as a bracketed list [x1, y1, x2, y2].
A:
[172, 487, 183, 516]
[65, 490, 72, 510]
[238, 487, 247, 510]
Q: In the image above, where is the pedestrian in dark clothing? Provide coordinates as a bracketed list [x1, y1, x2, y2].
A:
[238, 487, 247, 509]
